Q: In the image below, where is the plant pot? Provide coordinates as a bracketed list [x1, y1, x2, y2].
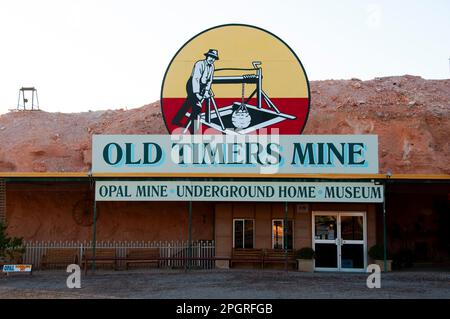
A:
[374, 259, 392, 272]
[297, 259, 314, 272]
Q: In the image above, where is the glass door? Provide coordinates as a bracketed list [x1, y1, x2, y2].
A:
[313, 212, 367, 272]
[313, 213, 339, 271]
[339, 213, 366, 272]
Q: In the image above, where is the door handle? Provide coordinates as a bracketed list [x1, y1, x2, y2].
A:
[336, 238, 345, 246]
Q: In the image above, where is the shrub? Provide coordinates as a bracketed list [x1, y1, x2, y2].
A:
[296, 247, 315, 259]
[0, 222, 25, 263]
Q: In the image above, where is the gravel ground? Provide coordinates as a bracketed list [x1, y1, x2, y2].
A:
[0, 269, 449, 299]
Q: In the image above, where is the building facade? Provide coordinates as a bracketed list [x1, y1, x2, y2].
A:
[2, 173, 448, 271]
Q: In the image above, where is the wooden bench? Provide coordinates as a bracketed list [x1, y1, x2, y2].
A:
[263, 249, 296, 268]
[230, 248, 264, 268]
[82, 248, 117, 270]
[40, 249, 78, 269]
[125, 248, 160, 270]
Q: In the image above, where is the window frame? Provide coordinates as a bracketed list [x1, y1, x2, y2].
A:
[232, 218, 255, 249]
[271, 219, 294, 250]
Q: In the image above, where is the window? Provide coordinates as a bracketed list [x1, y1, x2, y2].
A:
[233, 219, 254, 249]
[272, 219, 293, 249]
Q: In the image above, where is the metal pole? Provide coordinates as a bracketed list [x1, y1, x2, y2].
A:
[209, 96, 225, 130]
[383, 182, 387, 272]
[22, 90, 26, 109]
[92, 200, 97, 272]
[35, 90, 39, 110]
[188, 201, 192, 270]
[284, 201, 288, 271]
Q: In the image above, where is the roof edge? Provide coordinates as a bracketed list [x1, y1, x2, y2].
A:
[0, 172, 449, 180]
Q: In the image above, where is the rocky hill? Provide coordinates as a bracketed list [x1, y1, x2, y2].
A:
[0, 75, 448, 174]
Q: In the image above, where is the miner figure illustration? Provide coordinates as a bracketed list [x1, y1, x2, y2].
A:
[171, 49, 219, 133]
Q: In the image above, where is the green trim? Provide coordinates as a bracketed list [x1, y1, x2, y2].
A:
[383, 183, 388, 272]
[188, 201, 192, 271]
[3, 176, 449, 185]
[284, 201, 288, 271]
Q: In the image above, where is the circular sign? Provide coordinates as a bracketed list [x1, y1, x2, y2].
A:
[161, 24, 310, 135]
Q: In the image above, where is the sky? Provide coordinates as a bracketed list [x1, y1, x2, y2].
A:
[0, 0, 449, 114]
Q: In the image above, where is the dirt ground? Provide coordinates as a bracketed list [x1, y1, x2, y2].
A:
[0, 269, 449, 299]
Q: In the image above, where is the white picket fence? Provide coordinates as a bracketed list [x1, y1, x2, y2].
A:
[22, 240, 215, 270]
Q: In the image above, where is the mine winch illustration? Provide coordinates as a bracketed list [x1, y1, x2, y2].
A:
[183, 61, 297, 134]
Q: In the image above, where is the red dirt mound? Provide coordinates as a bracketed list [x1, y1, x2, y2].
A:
[0, 75, 448, 174]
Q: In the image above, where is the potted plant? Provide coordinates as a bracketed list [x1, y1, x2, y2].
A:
[368, 244, 392, 272]
[296, 247, 315, 272]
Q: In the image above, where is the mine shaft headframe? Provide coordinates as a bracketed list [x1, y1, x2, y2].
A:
[17, 87, 39, 111]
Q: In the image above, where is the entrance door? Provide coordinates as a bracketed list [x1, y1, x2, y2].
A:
[312, 212, 367, 272]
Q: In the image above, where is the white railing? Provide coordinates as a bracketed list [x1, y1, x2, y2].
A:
[22, 240, 215, 270]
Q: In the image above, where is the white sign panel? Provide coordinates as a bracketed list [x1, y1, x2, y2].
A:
[2, 265, 32, 273]
[92, 135, 379, 174]
[95, 181, 384, 203]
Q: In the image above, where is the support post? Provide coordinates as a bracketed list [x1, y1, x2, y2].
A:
[188, 201, 193, 270]
[284, 201, 288, 271]
[383, 182, 388, 272]
[21, 90, 25, 109]
[35, 90, 39, 110]
[92, 200, 98, 272]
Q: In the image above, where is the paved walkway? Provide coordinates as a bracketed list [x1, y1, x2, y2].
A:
[1, 269, 449, 299]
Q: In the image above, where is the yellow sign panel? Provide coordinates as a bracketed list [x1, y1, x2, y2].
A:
[161, 24, 310, 135]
